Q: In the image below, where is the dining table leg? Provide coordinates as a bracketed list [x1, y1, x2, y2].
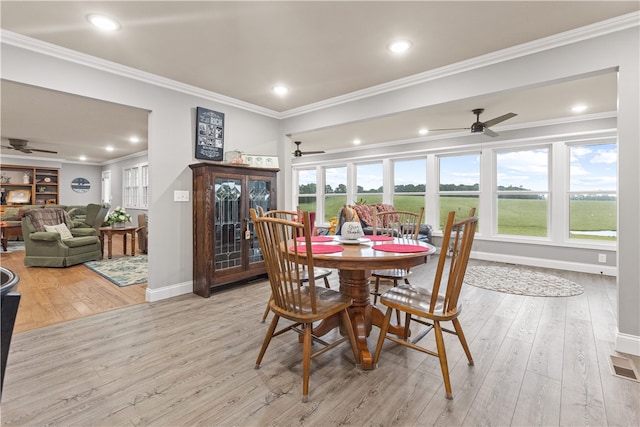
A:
[311, 268, 406, 370]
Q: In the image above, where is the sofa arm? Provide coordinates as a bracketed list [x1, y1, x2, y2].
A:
[71, 228, 98, 237]
[30, 232, 61, 242]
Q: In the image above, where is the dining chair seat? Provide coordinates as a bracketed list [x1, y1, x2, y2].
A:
[261, 267, 332, 322]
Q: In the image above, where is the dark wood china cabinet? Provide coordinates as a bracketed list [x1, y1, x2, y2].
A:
[190, 163, 278, 297]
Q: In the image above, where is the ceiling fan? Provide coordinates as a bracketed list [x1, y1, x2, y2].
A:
[292, 140, 325, 157]
[2, 138, 58, 154]
[432, 108, 517, 137]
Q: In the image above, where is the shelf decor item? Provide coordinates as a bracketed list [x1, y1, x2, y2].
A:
[195, 106, 224, 161]
[106, 206, 132, 227]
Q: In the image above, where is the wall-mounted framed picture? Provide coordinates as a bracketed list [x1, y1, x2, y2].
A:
[195, 107, 225, 161]
[6, 189, 31, 204]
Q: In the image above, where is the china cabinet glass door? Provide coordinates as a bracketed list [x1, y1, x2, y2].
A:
[214, 177, 242, 271]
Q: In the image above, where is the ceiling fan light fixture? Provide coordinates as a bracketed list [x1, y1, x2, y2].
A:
[87, 14, 121, 31]
[388, 39, 412, 53]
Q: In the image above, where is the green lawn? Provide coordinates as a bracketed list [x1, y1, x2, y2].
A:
[300, 195, 616, 241]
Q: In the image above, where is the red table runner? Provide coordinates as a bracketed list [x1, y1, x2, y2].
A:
[289, 244, 344, 254]
[295, 236, 334, 243]
[372, 244, 428, 253]
[367, 235, 394, 242]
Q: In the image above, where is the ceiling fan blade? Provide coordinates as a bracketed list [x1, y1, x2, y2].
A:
[29, 148, 58, 154]
[303, 150, 325, 155]
[429, 127, 470, 132]
[483, 112, 517, 128]
[483, 128, 499, 137]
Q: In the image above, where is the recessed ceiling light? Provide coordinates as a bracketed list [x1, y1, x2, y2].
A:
[106, 145, 114, 152]
[388, 39, 412, 53]
[129, 136, 140, 143]
[353, 139, 361, 145]
[419, 128, 429, 135]
[87, 14, 121, 31]
[79, 155, 87, 161]
[272, 85, 289, 96]
[571, 104, 588, 113]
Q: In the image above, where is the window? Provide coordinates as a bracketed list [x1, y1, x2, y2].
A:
[569, 142, 617, 241]
[356, 162, 382, 204]
[123, 162, 148, 209]
[393, 158, 426, 213]
[438, 154, 479, 230]
[141, 164, 149, 208]
[297, 169, 317, 213]
[496, 148, 549, 237]
[324, 166, 347, 222]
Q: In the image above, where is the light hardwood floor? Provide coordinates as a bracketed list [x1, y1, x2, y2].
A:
[2, 256, 639, 426]
[1, 238, 146, 333]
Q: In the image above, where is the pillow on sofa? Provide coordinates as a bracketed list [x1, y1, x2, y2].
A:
[352, 204, 375, 227]
[45, 223, 74, 240]
[1, 207, 20, 221]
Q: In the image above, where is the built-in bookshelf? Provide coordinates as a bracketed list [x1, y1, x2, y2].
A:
[0, 164, 60, 210]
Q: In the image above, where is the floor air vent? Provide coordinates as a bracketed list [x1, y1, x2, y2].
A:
[609, 355, 639, 382]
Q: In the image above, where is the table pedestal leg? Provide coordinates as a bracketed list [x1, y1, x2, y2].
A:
[312, 269, 406, 370]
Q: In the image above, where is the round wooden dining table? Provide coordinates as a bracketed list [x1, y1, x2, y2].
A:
[294, 236, 436, 369]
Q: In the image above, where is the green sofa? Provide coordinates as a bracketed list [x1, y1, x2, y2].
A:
[1, 203, 108, 229]
[21, 208, 103, 267]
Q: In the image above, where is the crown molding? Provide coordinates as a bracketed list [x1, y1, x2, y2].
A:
[280, 11, 640, 119]
[0, 30, 281, 119]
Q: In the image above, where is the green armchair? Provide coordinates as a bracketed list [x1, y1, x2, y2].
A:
[72, 203, 109, 231]
[136, 213, 148, 254]
[22, 208, 102, 267]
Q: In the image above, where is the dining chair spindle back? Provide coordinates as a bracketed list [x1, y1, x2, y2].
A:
[257, 207, 332, 322]
[370, 207, 425, 305]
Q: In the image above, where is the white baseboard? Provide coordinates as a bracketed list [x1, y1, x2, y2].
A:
[616, 329, 640, 356]
[146, 280, 193, 302]
[472, 251, 617, 276]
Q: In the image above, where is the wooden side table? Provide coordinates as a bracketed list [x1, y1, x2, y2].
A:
[1, 223, 23, 252]
[98, 225, 137, 259]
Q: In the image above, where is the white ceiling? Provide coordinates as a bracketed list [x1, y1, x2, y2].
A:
[1, 1, 637, 163]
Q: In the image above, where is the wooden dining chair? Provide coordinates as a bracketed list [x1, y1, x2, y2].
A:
[370, 207, 424, 304]
[250, 209, 360, 402]
[373, 211, 478, 399]
[257, 207, 332, 322]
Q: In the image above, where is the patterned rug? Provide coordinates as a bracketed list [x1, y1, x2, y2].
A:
[464, 265, 584, 297]
[84, 255, 147, 287]
[2, 240, 25, 253]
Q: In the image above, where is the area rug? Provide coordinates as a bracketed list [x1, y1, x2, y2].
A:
[84, 255, 147, 287]
[2, 240, 25, 253]
[464, 265, 583, 297]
